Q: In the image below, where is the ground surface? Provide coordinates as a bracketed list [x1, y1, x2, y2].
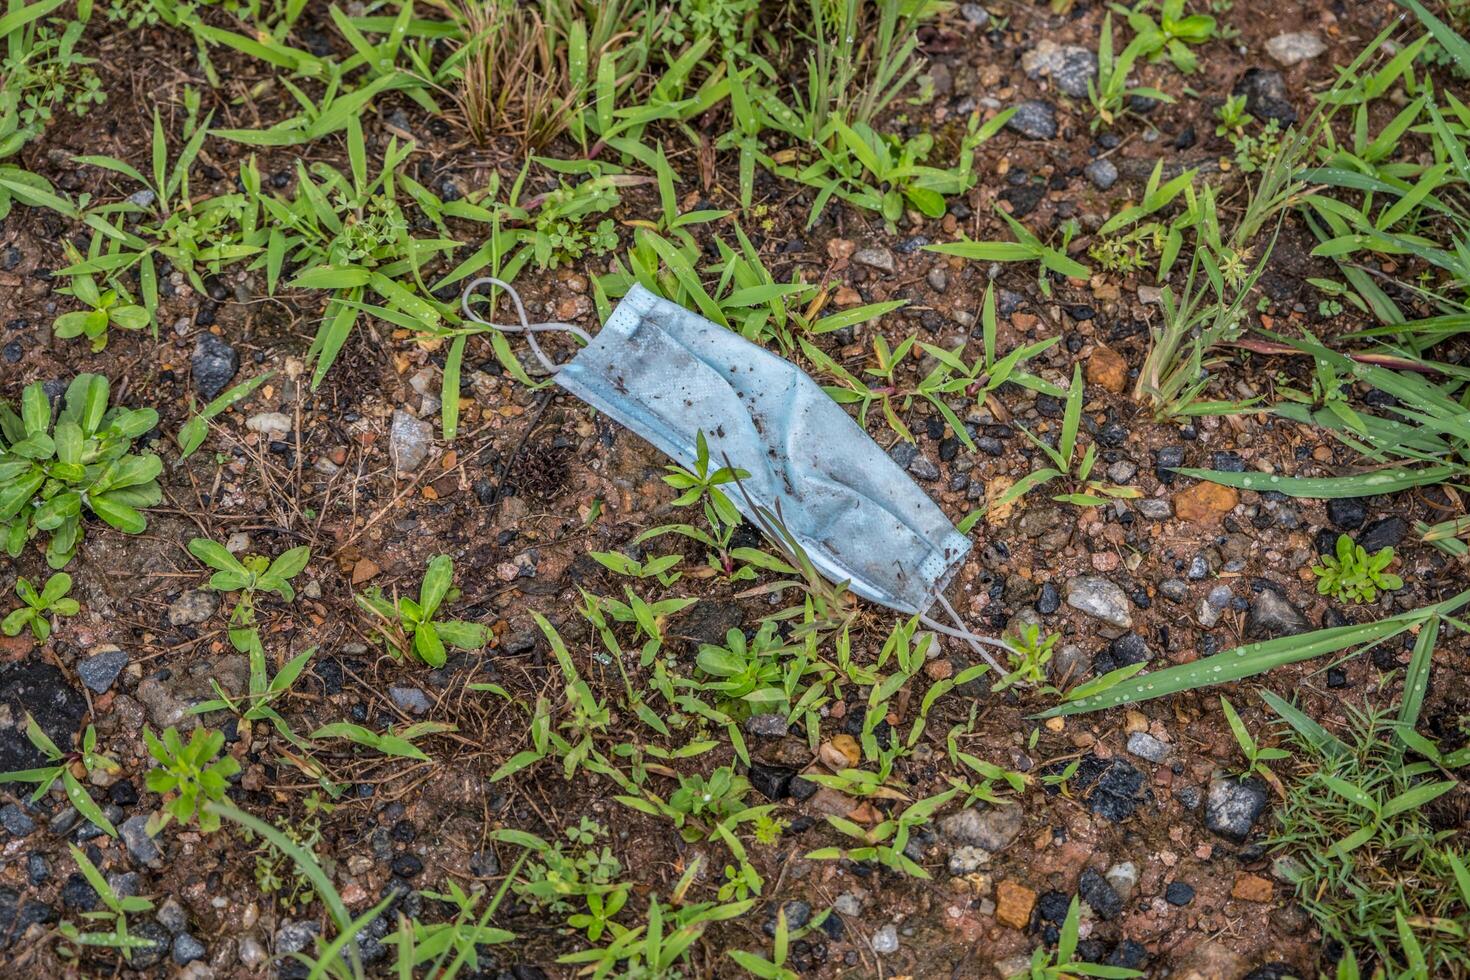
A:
[1, 1, 1468, 978]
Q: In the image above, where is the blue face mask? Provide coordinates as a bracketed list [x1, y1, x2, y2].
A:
[465, 279, 1007, 669]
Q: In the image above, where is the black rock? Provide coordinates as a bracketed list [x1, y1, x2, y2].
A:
[391, 854, 423, 879]
[191, 332, 239, 400]
[1108, 940, 1148, 970]
[1164, 881, 1195, 905]
[26, 853, 49, 885]
[1243, 964, 1299, 980]
[1, 341, 19, 363]
[1036, 393, 1064, 418]
[1006, 100, 1058, 140]
[0, 888, 56, 951]
[1326, 497, 1367, 530]
[1001, 183, 1046, 218]
[1079, 868, 1123, 920]
[1098, 422, 1128, 448]
[748, 762, 796, 802]
[1357, 516, 1406, 553]
[763, 900, 811, 936]
[0, 662, 85, 773]
[1035, 890, 1071, 925]
[1211, 451, 1245, 473]
[60, 873, 99, 911]
[1326, 667, 1348, 688]
[1087, 760, 1146, 823]
[1155, 446, 1186, 484]
[1204, 775, 1268, 843]
[1173, 126, 1197, 150]
[1315, 527, 1341, 556]
[1036, 583, 1061, 615]
[789, 774, 818, 802]
[1233, 68, 1297, 125]
[130, 920, 172, 968]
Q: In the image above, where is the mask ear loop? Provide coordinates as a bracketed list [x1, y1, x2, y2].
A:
[919, 592, 1013, 677]
[460, 276, 592, 374]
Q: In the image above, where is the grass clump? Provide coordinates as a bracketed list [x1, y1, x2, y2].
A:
[1270, 705, 1470, 978]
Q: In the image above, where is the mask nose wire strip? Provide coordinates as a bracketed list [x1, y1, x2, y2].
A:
[920, 592, 1011, 676]
[460, 276, 593, 375]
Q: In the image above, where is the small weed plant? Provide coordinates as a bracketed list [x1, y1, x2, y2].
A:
[0, 374, 162, 568]
[1313, 534, 1402, 605]
[357, 553, 489, 666]
[3, 571, 77, 640]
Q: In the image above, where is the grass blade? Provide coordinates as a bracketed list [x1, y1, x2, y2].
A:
[1039, 591, 1470, 716]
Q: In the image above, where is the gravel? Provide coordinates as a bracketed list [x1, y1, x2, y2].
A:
[1165, 881, 1195, 905]
[389, 686, 431, 714]
[871, 923, 900, 955]
[1204, 775, 1269, 843]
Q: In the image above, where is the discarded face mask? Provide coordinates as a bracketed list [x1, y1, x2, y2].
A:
[463, 278, 1007, 667]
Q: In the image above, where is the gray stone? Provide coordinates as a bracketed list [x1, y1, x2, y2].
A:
[1065, 575, 1133, 629]
[389, 686, 431, 715]
[120, 815, 162, 865]
[156, 897, 188, 934]
[127, 188, 157, 209]
[908, 456, 940, 482]
[1126, 731, 1171, 763]
[77, 647, 128, 694]
[1085, 158, 1118, 190]
[191, 333, 238, 401]
[1246, 585, 1308, 638]
[959, 2, 988, 26]
[390, 410, 433, 474]
[1204, 775, 1268, 843]
[1106, 459, 1136, 484]
[238, 937, 267, 968]
[167, 590, 218, 627]
[872, 923, 899, 955]
[245, 412, 291, 440]
[275, 920, 319, 956]
[172, 933, 206, 965]
[927, 267, 949, 292]
[1266, 31, 1326, 66]
[939, 804, 1024, 852]
[1006, 100, 1057, 140]
[1159, 578, 1188, 603]
[744, 713, 789, 738]
[1136, 498, 1172, 520]
[1022, 41, 1098, 98]
[0, 804, 35, 836]
[852, 247, 896, 274]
